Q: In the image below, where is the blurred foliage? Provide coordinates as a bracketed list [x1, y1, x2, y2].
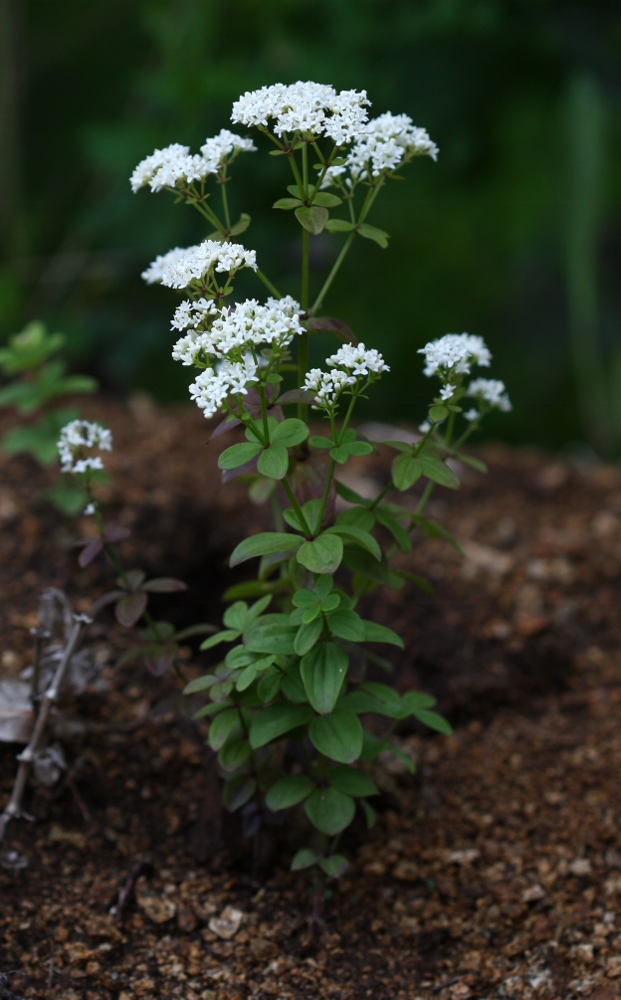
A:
[2, 0, 621, 452]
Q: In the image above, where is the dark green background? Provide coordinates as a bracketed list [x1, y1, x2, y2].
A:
[2, 0, 621, 453]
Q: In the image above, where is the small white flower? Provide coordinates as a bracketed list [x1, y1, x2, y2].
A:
[439, 384, 456, 401]
[199, 129, 256, 172]
[231, 81, 370, 143]
[171, 295, 304, 364]
[464, 409, 480, 422]
[188, 356, 258, 419]
[83, 503, 96, 516]
[142, 240, 257, 289]
[130, 143, 210, 193]
[418, 420, 432, 434]
[326, 342, 389, 376]
[467, 378, 512, 412]
[418, 333, 491, 378]
[58, 420, 112, 475]
[302, 342, 387, 406]
[323, 112, 438, 187]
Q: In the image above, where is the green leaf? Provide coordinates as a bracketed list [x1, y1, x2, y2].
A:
[236, 663, 257, 691]
[360, 799, 377, 829]
[318, 854, 349, 878]
[244, 614, 297, 655]
[347, 441, 374, 456]
[229, 213, 251, 236]
[335, 481, 370, 505]
[304, 788, 355, 836]
[223, 774, 256, 812]
[183, 674, 218, 694]
[218, 441, 262, 471]
[200, 628, 239, 650]
[301, 643, 348, 715]
[457, 453, 488, 473]
[419, 455, 460, 489]
[218, 735, 251, 771]
[249, 704, 312, 748]
[309, 435, 334, 449]
[295, 205, 329, 234]
[296, 533, 343, 574]
[357, 223, 389, 248]
[363, 621, 404, 649]
[208, 708, 241, 751]
[360, 681, 403, 717]
[413, 709, 453, 735]
[401, 690, 437, 712]
[280, 661, 307, 703]
[257, 669, 281, 702]
[193, 700, 233, 719]
[336, 507, 375, 532]
[412, 516, 464, 555]
[273, 197, 303, 209]
[392, 454, 423, 491]
[329, 766, 378, 798]
[429, 404, 449, 422]
[271, 418, 309, 448]
[327, 525, 381, 561]
[230, 532, 301, 567]
[375, 509, 411, 553]
[309, 710, 362, 763]
[312, 192, 342, 208]
[223, 602, 248, 630]
[257, 444, 289, 480]
[291, 848, 318, 871]
[329, 445, 351, 464]
[266, 774, 314, 811]
[325, 218, 356, 233]
[294, 618, 323, 656]
[326, 609, 365, 642]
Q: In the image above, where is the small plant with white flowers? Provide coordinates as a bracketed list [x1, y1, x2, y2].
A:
[62, 80, 511, 907]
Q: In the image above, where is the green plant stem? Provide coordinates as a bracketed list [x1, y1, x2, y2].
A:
[220, 176, 231, 231]
[310, 179, 385, 315]
[281, 478, 312, 537]
[256, 269, 282, 298]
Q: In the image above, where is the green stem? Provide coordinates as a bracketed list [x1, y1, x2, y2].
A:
[281, 478, 312, 537]
[317, 459, 336, 528]
[220, 176, 231, 231]
[256, 268, 282, 299]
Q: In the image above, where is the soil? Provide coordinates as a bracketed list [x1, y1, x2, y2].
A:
[1, 395, 621, 1000]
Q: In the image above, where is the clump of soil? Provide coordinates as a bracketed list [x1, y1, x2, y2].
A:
[1, 396, 621, 999]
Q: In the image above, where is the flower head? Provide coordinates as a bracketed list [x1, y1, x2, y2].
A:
[188, 356, 258, 419]
[58, 420, 112, 475]
[130, 143, 210, 194]
[131, 132, 256, 194]
[231, 81, 370, 143]
[142, 240, 257, 289]
[171, 295, 304, 365]
[418, 333, 491, 378]
[323, 112, 438, 187]
[303, 342, 388, 407]
[466, 378, 512, 412]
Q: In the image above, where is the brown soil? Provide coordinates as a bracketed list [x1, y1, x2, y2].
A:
[1, 396, 621, 1000]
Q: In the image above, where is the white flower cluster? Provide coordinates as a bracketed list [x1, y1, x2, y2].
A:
[418, 333, 491, 378]
[303, 342, 388, 405]
[58, 420, 112, 475]
[231, 81, 370, 144]
[130, 131, 255, 193]
[467, 378, 512, 412]
[189, 356, 258, 419]
[324, 113, 438, 186]
[142, 240, 257, 288]
[172, 295, 304, 365]
[326, 342, 389, 376]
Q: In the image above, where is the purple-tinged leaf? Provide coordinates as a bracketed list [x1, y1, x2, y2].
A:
[77, 537, 104, 568]
[144, 642, 178, 676]
[221, 454, 259, 484]
[115, 591, 148, 627]
[119, 568, 146, 592]
[211, 415, 243, 439]
[142, 577, 187, 593]
[278, 389, 317, 405]
[89, 589, 124, 613]
[103, 524, 132, 544]
[303, 316, 358, 344]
